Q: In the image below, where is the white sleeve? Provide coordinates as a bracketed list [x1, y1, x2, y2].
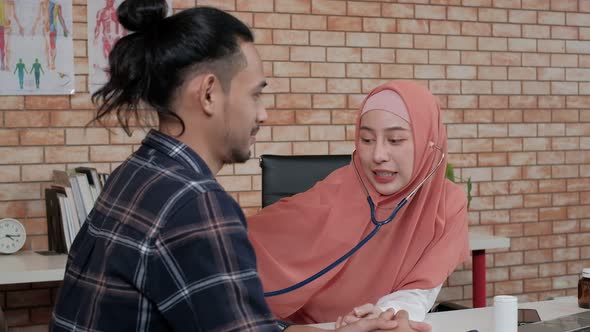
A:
[375, 283, 443, 322]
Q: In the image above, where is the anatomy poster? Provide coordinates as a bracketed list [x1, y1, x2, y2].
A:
[88, 0, 173, 93]
[0, 0, 74, 95]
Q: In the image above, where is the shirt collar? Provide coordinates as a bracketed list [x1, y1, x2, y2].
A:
[141, 129, 214, 178]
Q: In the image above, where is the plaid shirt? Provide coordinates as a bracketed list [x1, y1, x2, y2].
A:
[52, 130, 282, 332]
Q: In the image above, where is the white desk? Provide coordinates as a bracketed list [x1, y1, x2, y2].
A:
[426, 296, 587, 332]
[0, 251, 67, 284]
[468, 232, 510, 308]
[313, 296, 588, 331]
[469, 232, 510, 251]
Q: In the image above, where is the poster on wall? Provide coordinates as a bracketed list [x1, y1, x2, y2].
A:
[88, 0, 173, 93]
[0, 0, 75, 95]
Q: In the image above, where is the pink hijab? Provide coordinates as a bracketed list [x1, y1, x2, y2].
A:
[248, 80, 470, 324]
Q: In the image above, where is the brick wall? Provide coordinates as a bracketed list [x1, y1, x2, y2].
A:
[1, 0, 589, 329]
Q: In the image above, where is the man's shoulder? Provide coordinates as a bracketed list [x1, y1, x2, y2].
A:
[98, 155, 230, 227]
[162, 185, 243, 226]
[122, 150, 223, 193]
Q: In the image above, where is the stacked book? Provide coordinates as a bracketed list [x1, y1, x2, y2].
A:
[45, 167, 109, 253]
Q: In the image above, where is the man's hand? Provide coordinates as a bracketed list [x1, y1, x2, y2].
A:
[336, 303, 383, 327]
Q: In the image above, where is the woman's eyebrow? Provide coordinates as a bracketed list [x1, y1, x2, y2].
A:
[359, 126, 409, 131]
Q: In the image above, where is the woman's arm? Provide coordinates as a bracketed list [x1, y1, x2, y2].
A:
[375, 284, 443, 322]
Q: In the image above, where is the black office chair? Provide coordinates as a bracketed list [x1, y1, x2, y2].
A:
[259, 154, 351, 207]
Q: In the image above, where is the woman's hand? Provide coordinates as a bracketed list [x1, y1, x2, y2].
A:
[335, 308, 397, 331]
[336, 303, 384, 328]
[286, 309, 399, 332]
[334, 304, 432, 332]
[392, 310, 432, 332]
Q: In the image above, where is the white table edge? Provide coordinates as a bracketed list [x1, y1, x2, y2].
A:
[469, 232, 510, 251]
[0, 270, 65, 284]
[0, 251, 67, 285]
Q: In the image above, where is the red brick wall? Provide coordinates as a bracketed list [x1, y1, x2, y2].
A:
[1, 0, 590, 329]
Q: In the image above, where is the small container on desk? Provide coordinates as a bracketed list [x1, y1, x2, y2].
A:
[494, 295, 518, 332]
[579, 268, 590, 309]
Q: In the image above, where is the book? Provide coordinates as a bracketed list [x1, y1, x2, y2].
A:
[72, 173, 95, 216]
[44, 188, 67, 254]
[75, 167, 102, 194]
[52, 171, 83, 229]
[56, 192, 73, 251]
[68, 174, 88, 224]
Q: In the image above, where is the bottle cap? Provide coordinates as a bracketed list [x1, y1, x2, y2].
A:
[583, 268, 590, 278]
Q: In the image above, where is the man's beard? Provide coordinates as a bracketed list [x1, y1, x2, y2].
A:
[223, 123, 258, 164]
[221, 132, 252, 164]
[228, 145, 251, 164]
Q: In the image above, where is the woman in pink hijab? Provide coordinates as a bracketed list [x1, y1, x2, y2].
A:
[248, 80, 470, 326]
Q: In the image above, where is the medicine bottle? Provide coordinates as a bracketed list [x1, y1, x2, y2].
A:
[579, 268, 590, 309]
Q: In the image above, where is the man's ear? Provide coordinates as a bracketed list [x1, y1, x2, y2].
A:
[198, 74, 220, 117]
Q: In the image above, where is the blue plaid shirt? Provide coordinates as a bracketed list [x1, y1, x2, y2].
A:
[52, 130, 281, 332]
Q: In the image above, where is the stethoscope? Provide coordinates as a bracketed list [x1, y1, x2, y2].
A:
[264, 142, 446, 297]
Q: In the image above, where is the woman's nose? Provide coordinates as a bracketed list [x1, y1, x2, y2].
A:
[372, 140, 390, 163]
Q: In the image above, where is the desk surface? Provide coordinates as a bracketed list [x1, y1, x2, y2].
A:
[0, 251, 67, 284]
[312, 297, 587, 331]
[469, 232, 510, 251]
[426, 296, 587, 332]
